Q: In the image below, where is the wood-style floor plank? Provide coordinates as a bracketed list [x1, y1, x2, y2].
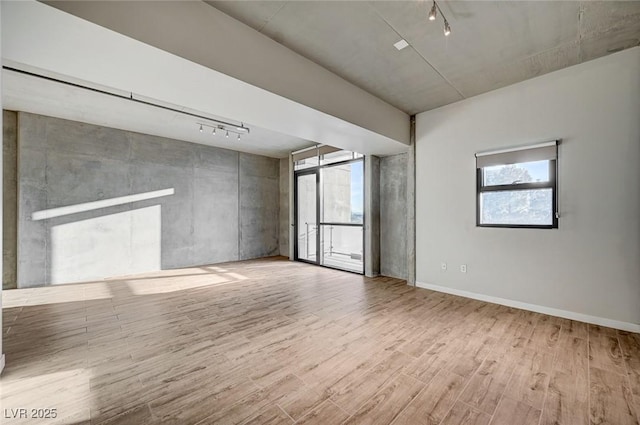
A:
[342, 373, 424, 425]
[525, 315, 561, 351]
[590, 366, 639, 425]
[296, 400, 349, 425]
[440, 402, 491, 425]
[390, 369, 465, 425]
[0, 257, 638, 425]
[589, 325, 625, 374]
[459, 348, 517, 415]
[554, 335, 588, 376]
[540, 370, 589, 425]
[489, 397, 540, 425]
[243, 405, 294, 425]
[330, 350, 410, 414]
[619, 331, 640, 398]
[503, 347, 553, 409]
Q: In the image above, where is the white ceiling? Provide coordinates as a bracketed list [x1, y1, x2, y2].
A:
[3, 69, 314, 158]
[209, 1, 640, 115]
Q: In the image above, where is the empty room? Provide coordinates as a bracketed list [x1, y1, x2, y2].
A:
[0, 1, 639, 424]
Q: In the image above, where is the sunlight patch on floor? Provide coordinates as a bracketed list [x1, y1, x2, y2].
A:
[124, 274, 236, 295]
[0, 368, 92, 424]
[2, 282, 113, 308]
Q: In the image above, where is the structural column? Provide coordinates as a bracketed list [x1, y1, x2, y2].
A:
[407, 116, 416, 286]
[288, 154, 295, 260]
[0, 0, 6, 373]
[364, 155, 380, 277]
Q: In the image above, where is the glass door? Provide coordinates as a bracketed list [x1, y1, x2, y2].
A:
[294, 153, 364, 274]
[295, 171, 318, 263]
[319, 160, 364, 273]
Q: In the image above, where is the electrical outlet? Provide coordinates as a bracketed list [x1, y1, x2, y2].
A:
[441, 262, 447, 271]
[460, 264, 467, 273]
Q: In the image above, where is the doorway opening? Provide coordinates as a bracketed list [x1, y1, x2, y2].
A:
[294, 148, 364, 274]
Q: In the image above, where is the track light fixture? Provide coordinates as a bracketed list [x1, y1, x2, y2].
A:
[196, 122, 250, 140]
[428, 1, 437, 21]
[428, 1, 451, 37]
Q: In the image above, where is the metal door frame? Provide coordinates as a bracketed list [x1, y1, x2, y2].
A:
[293, 168, 320, 266]
[293, 157, 365, 274]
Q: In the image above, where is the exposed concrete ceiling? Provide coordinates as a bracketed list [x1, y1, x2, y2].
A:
[208, 1, 640, 115]
[3, 69, 313, 158]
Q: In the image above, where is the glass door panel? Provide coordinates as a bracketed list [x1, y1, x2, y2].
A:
[294, 153, 364, 274]
[321, 161, 363, 224]
[296, 173, 318, 263]
[319, 160, 364, 273]
[320, 224, 363, 273]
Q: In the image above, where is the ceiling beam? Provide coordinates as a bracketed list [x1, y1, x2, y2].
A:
[38, 0, 410, 148]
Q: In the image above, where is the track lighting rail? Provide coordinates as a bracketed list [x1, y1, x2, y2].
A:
[3, 65, 251, 135]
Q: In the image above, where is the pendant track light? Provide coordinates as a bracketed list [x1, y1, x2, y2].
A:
[196, 122, 250, 139]
[428, 1, 451, 37]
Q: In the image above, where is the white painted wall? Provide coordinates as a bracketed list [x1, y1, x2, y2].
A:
[415, 47, 640, 328]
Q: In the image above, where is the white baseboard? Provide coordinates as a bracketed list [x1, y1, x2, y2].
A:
[416, 281, 640, 333]
[0, 354, 5, 375]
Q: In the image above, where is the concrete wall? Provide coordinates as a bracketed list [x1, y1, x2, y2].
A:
[380, 153, 407, 279]
[279, 158, 289, 257]
[415, 47, 640, 328]
[3, 111, 17, 289]
[239, 154, 279, 260]
[17, 112, 279, 287]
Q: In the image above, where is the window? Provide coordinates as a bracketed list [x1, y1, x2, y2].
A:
[322, 161, 363, 225]
[476, 141, 558, 228]
[293, 145, 362, 171]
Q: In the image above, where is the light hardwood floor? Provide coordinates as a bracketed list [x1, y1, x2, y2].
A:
[1, 257, 639, 425]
